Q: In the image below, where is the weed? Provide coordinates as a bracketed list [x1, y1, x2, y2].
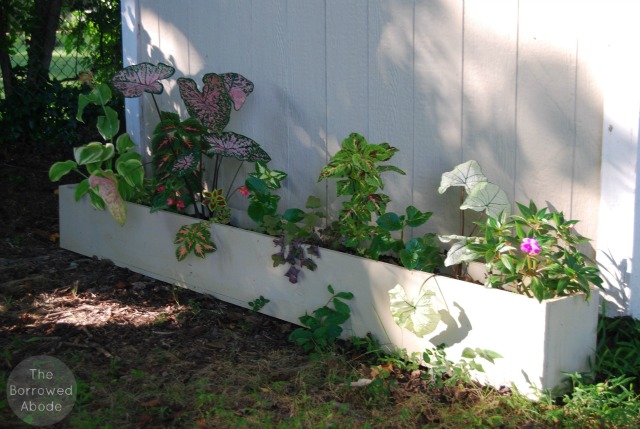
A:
[248, 295, 270, 314]
[289, 285, 353, 355]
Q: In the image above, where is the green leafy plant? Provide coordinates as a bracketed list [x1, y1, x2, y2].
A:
[248, 295, 270, 314]
[112, 63, 270, 221]
[422, 344, 502, 389]
[467, 201, 603, 301]
[289, 285, 354, 354]
[49, 81, 144, 225]
[319, 133, 441, 271]
[246, 162, 324, 283]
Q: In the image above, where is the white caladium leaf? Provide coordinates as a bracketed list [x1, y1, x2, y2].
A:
[438, 160, 487, 194]
[444, 239, 478, 267]
[461, 181, 510, 218]
[438, 234, 467, 244]
[389, 284, 441, 337]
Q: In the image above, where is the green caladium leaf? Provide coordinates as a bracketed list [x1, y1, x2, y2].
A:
[438, 160, 487, 194]
[97, 105, 120, 140]
[49, 160, 77, 182]
[116, 133, 136, 154]
[74, 142, 115, 166]
[174, 221, 217, 261]
[77, 83, 112, 123]
[389, 284, 441, 337]
[115, 153, 144, 188]
[461, 181, 511, 218]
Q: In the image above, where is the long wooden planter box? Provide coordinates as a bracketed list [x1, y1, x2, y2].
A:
[58, 184, 599, 396]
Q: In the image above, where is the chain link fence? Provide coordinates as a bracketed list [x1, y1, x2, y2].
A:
[0, 31, 90, 100]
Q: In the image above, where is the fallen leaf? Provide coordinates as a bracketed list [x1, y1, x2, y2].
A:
[140, 398, 161, 407]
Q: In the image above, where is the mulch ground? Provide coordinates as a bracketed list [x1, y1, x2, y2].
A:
[0, 149, 306, 427]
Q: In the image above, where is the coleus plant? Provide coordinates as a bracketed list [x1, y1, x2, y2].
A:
[318, 133, 442, 272]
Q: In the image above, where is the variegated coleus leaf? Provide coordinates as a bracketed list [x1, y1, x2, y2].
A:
[88, 173, 126, 226]
[204, 132, 271, 162]
[177, 73, 231, 134]
[174, 221, 216, 261]
[111, 62, 175, 98]
[221, 73, 254, 111]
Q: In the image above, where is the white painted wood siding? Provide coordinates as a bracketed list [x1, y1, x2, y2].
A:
[129, 0, 604, 251]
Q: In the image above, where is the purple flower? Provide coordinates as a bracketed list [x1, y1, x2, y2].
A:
[520, 237, 541, 255]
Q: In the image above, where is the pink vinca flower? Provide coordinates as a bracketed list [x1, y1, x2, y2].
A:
[176, 200, 186, 210]
[520, 237, 541, 255]
[238, 185, 249, 197]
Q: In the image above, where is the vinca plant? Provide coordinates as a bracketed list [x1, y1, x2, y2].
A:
[467, 201, 603, 302]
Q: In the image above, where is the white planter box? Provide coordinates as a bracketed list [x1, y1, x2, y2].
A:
[58, 184, 599, 396]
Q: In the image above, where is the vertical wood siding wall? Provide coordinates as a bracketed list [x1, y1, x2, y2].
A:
[128, 0, 603, 248]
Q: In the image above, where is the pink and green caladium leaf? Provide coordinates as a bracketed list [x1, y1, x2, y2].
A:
[111, 62, 175, 98]
[88, 173, 126, 226]
[178, 73, 231, 133]
[220, 73, 254, 111]
[204, 132, 270, 162]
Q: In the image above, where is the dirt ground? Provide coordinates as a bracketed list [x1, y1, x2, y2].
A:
[0, 149, 326, 427]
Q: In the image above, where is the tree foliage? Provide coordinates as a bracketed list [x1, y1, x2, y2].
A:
[0, 0, 122, 146]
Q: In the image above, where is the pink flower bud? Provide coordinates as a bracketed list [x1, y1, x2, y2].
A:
[239, 185, 249, 197]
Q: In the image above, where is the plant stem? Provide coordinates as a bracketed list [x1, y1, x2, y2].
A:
[225, 161, 244, 200]
[151, 94, 163, 123]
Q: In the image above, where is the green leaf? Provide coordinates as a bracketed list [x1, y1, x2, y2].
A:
[461, 347, 478, 359]
[377, 212, 404, 231]
[305, 195, 322, 209]
[115, 157, 144, 188]
[116, 133, 136, 153]
[406, 206, 432, 227]
[438, 160, 487, 194]
[74, 142, 115, 165]
[49, 160, 77, 182]
[97, 106, 120, 141]
[77, 83, 112, 123]
[74, 179, 90, 201]
[283, 208, 305, 223]
[461, 181, 511, 218]
[388, 284, 441, 337]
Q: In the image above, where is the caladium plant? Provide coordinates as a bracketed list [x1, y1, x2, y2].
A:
[438, 160, 511, 273]
[108, 62, 273, 260]
[112, 62, 271, 223]
[49, 78, 144, 226]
